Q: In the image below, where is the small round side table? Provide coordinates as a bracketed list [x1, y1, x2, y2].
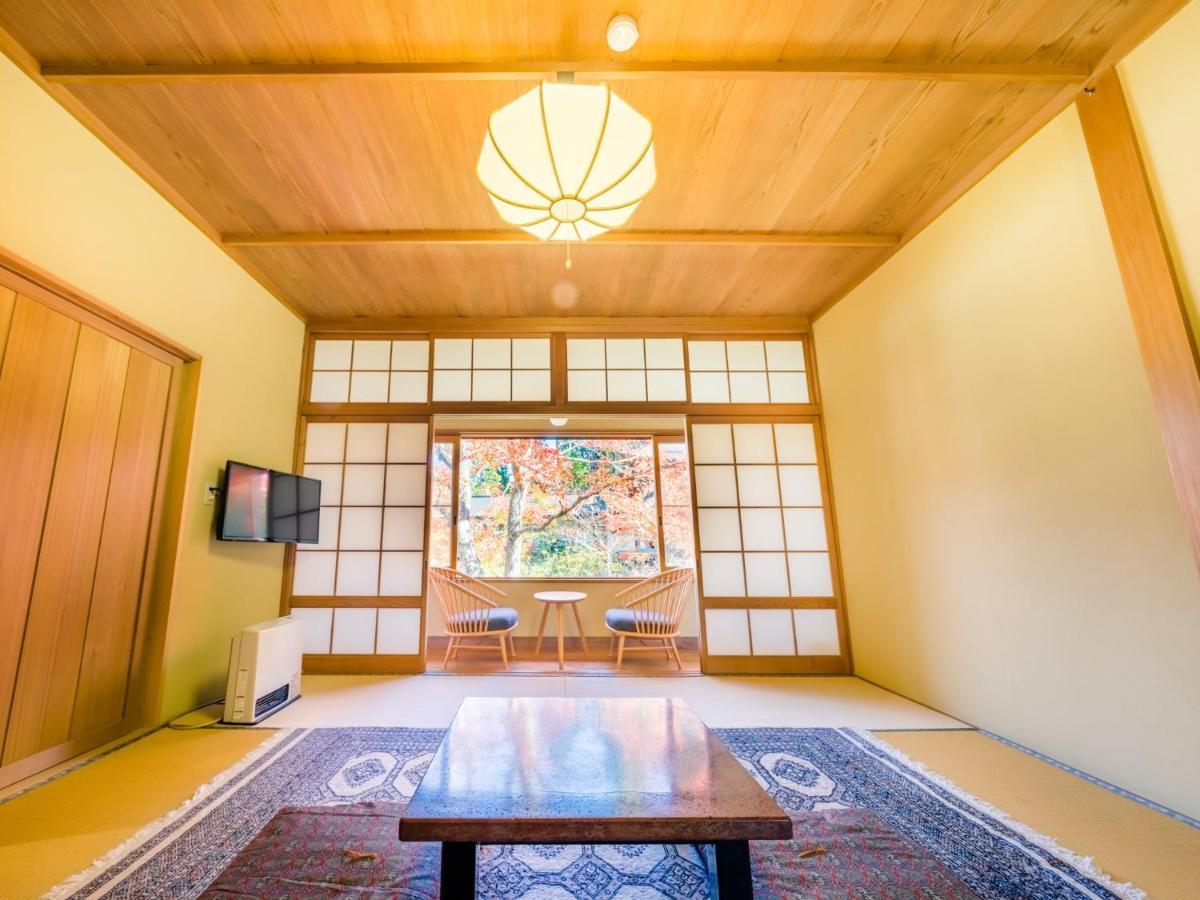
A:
[532, 591, 588, 671]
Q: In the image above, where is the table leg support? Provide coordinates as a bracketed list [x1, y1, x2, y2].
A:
[440, 841, 476, 898]
[714, 840, 753, 899]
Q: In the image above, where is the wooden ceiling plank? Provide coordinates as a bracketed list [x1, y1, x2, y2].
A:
[0, 22, 308, 322]
[41, 59, 1090, 85]
[812, 0, 1192, 321]
[220, 230, 900, 248]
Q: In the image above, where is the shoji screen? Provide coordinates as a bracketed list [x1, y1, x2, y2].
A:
[688, 417, 848, 673]
[287, 417, 431, 672]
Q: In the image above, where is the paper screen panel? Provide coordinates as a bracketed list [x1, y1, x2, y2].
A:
[377, 608, 422, 654]
[690, 417, 841, 665]
[310, 339, 430, 404]
[685, 340, 809, 405]
[432, 337, 550, 403]
[291, 607, 333, 654]
[331, 608, 377, 653]
[567, 337, 685, 402]
[704, 609, 751, 655]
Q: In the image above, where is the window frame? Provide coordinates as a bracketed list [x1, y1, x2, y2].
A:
[434, 429, 686, 582]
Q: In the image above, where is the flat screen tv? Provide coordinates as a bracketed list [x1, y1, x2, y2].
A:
[217, 461, 321, 543]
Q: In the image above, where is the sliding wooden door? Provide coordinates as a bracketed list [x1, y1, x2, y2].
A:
[0, 257, 189, 787]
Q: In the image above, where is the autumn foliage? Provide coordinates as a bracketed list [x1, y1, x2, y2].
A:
[452, 437, 660, 578]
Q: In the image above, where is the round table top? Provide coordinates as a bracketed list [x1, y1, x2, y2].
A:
[533, 590, 587, 603]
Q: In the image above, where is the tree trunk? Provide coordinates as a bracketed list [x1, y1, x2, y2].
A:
[503, 468, 527, 577]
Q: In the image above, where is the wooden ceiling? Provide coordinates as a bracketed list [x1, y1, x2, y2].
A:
[0, 1, 1184, 321]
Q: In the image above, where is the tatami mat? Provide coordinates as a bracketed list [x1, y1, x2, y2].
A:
[879, 730, 1200, 900]
[264, 673, 965, 729]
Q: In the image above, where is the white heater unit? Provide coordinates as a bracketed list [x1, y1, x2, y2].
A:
[223, 617, 303, 724]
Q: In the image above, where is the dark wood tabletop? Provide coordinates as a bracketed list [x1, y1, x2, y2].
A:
[399, 696, 792, 844]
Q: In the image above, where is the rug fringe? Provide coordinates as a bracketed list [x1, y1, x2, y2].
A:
[847, 729, 1147, 900]
[42, 728, 298, 900]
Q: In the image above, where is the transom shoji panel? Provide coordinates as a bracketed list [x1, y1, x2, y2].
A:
[690, 420, 841, 659]
[294, 420, 429, 601]
[567, 338, 687, 402]
[310, 339, 430, 404]
[432, 337, 551, 402]
[687, 339, 808, 404]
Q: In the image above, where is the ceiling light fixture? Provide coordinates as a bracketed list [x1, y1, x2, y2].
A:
[549, 417, 569, 427]
[477, 79, 656, 242]
[606, 15, 639, 52]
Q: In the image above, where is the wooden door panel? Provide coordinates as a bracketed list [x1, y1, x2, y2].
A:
[0, 296, 80, 754]
[71, 350, 171, 737]
[2, 326, 130, 764]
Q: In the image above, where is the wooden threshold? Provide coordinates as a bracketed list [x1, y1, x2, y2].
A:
[427, 636, 702, 676]
[43, 60, 1090, 85]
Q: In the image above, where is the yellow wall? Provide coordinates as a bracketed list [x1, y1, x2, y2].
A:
[814, 6, 1200, 818]
[0, 56, 305, 720]
[1120, 0, 1200, 338]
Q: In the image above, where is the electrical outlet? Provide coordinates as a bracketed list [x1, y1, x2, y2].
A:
[203, 481, 217, 505]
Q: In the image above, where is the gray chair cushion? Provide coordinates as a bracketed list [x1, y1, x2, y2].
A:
[605, 608, 674, 634]
[448, 606, 519, 631]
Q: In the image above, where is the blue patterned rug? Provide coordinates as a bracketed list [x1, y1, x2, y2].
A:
[49, 727, 1142, 899]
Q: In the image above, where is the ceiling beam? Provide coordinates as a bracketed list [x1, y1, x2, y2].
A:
[1077, 68, 1200, 572]
[42, 60, 1090, 85]
[222, 230, 900, 248]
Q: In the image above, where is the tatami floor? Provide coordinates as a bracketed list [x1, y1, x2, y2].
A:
[1, 675, 1197, 899]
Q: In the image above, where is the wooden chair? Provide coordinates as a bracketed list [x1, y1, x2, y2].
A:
[604, 568, 695, 670]
[428, 566, 519, 670]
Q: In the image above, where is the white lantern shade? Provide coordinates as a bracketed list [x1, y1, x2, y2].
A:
[478, 81, 656, 241]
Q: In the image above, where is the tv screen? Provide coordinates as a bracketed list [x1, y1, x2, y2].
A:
[269, 471, 322, 544]
[219, 462, 271, 541]
[217, 462, 322, 543]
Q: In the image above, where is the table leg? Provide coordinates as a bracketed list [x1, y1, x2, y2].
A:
[440, 841, 476, 897]
[714, 840, 752, 899]
[555, 605, 565, 670]
[570, 602, 589, 656]
[535, 603, 549, 656]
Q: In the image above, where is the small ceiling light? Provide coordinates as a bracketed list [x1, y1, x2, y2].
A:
[607, 15, 639, 52]
[550, 417, 569, 427]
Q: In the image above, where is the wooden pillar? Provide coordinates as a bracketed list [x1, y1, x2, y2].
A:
[1076, 67, 1200, 570]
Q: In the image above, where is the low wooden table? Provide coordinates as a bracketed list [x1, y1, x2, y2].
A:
[532, 590, 588, 670]
[399, 697, 792, 898]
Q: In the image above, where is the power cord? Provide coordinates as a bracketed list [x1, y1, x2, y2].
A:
[167, 698, 226, 730]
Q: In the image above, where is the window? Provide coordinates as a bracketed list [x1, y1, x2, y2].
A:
[456, 436, 659, 578]
[429, 440, 455, 567]
[656, 441, 695, 568]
